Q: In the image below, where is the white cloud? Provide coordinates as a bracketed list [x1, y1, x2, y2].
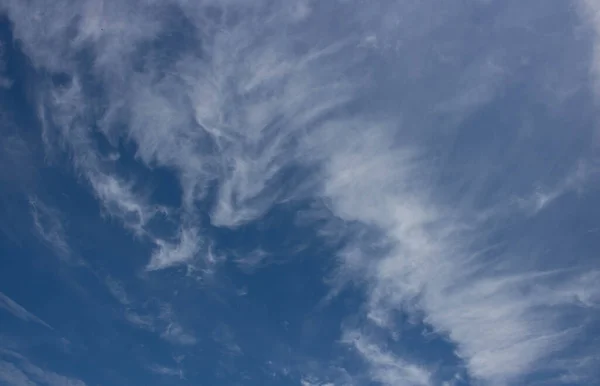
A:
[7, 0, 351, 270]
[111, 292, 196, 347]
[147, 227, 201, 271]
[296, 363, 360, 386]
[581, 0, 600, 94]
[3, 0, 600, 385]
[0, 360, 35, 386]
[147, 364, 183, 378]
[0, 351, 86, 386]
[124, 311, 155, 331]
[29, 198, 71, 261]
[103, 277, 197, 347]
[157, 303, 197, 346]
[343, 330, 431, 386]
[319, 124, 600, 383]
[300, 380, 334, 386]
[234, 248, 269, 273]
[512, 161, 597, 215]
[0, 292, 52, 330]
[160, 323, 197, 346]
[87, 173, 158, 235]
[104, 276, 131, 305]
[40, 74, 202, 271]
[19, 361, 86, 386]
[213, 324, 243, 357]
[126, 306, 196, 346]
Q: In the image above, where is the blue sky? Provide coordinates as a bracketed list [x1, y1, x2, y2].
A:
[0, 0, 600, 385]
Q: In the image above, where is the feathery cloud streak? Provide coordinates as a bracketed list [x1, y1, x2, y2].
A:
[0, 292, 52, 330]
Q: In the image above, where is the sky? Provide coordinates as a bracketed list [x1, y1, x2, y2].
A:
[0, 0, 599, 385]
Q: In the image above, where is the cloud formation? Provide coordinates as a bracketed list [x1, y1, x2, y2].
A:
[29, 198, 71, 261]
[103, 276, 197, 346]
[0, 292, 52, 330]
[0, 350, 86, 386]
[2, 0, 600, 384]
[147, 363, 183, 378]
[582, 0, 600, 93]
[0, 360, 34, 386]
[343, 330, 431, 386]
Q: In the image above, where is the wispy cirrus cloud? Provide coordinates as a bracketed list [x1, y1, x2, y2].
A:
[160, 322, 197, 346]
[29, 198, 71, 261]
[299, 361, 362, 386]
[158, 304, 197, 346]
[581, 0, 600, 95]
[147, 363, 183, 378]
[0, 360, 34, 386]
[103, 276, 196, 346]
[0, 350, 86, 386]
[38, 73, 202, 271]
[2, 0, 600, 385]
[18, 361, 86, 386]
[147, 227, 202, 271]
[342, 330, 431, 386]
[300, 380, 335, 386]
[104, 276, 131, 306]
[0, 292, 52, 330]
[512, 161, 598, 215]
[87, 173, 158, 236]
[322, 123, 600, 383]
